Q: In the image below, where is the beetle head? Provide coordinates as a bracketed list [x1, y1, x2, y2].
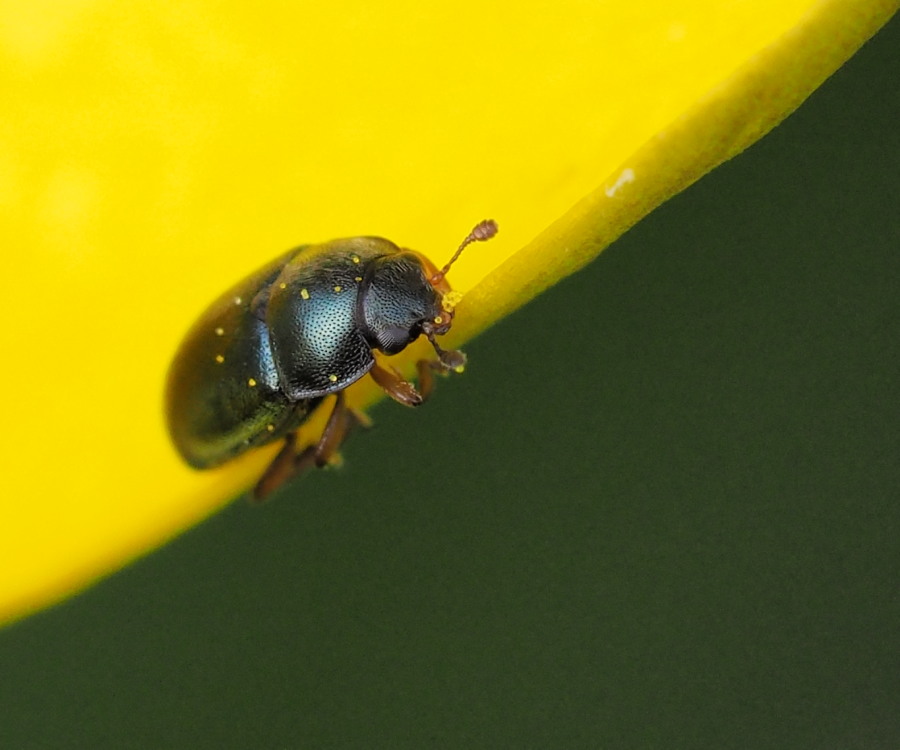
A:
[359, 220, 497, 369]
[358, 252, 446, 357]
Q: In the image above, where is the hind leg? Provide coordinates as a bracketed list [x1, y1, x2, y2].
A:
[252, 392, 368, 502]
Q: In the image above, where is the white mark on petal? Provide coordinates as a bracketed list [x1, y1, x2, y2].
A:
[605, 168, 635, 197]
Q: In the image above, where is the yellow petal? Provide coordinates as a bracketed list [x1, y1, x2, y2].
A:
[0, 0, 895, 625]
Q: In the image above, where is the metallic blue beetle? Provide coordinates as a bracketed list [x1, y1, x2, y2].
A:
[165, 220, 497, 500]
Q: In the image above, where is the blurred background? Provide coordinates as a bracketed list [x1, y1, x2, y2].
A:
[1, 15, 897, 750]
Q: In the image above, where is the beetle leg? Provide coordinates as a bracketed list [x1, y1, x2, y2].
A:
[369, 362, 423, 407]
[252, 432, 300, 502]
[348, 407, 374, 430]
[415, 359, 444, 402]
[309, 391, 355, 467]
[251, 392, 366, 502]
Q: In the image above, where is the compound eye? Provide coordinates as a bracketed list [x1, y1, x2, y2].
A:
[376, 324, 418, 355]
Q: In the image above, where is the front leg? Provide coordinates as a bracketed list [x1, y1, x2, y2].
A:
[369, 361, 423, 407]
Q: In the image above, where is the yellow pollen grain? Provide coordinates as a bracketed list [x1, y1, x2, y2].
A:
[441, 290, 464, 312]
[328, 374, 338, 383]
[433, 315, 443, 324]
[454, 365, 465, 374]
[279, 282, 287, 289]
[266, 424, 275, 432]
[333, 285, 342, 293]
[354, 276, 362, 282]
[351, 254, 360, 264]
[214, 327, 224, 336]
[300, 288, 310, 300]
[234, 296, 242, 305]
[248, 378, 257, 387]
[215, 354, 225, 364]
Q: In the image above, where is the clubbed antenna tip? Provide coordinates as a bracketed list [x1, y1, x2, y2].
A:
[433, 219, 499, 282]
[469, 219, 499, 242]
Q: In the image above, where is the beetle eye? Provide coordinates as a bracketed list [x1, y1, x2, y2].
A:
[375, 324, 417, 354]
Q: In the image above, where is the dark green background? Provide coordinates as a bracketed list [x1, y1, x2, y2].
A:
[3, 16, 898, 749]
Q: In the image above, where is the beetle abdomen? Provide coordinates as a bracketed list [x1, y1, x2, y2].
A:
[165, 253, 317, 468]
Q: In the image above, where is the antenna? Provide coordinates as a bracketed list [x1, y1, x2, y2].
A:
[424, 329, 468, 371]
[430, 219, 498, 284]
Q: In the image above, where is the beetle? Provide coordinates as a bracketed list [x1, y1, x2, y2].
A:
[165, 219, 498, 500]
